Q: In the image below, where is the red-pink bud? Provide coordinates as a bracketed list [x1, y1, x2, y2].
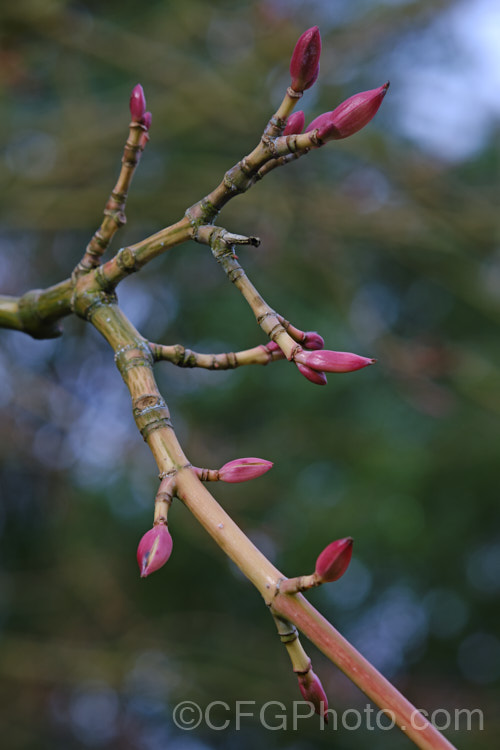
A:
[283, 111, 305, 136]
[289, 27, 321, 93]
[219, 457, 273, 483]
[306, 82, 389, 141]
[266, 341, 282, 352]
[296, 349, 375, 373]
[296, 362, 327, 386]
[305, 110, 332, 136]
[303, 331, 324, 350]
[137, 524, 173, 578]
[297, 669, 329, 720]
[130, 84, 146, 122]
[307, 63, 320, 89]
[315, 537, 353, 583]
[142, 111, 152, 130]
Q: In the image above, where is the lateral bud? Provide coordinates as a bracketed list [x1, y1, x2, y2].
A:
[315, 537, 353, 583]
[265, 341, 282, 352]
[303, 331, 324, 350]
[283, 111, 305, 136]
[219, 457, 273, 483]
[277, 317, 323, 350]
[289, 26, 321, 93]
[296, 361, 327, 386]
[139, 112, 152, 149]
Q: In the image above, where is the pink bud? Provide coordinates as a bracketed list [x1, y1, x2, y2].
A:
[137, 524, 173, 578]
[142, 111, 152, 130]
[296, 349, 375, 373]
[266, 341, 282, 352]
[130, 84, 146, 122]
[315, 537, 353, 583]
[303, 331, 324, 350]
[289, 26, 321, 92]
[305, 110, 332, 135]
[306, 82, 389, 141]
[296, 362, 327, 386]
[283, 111, 305, 136]
[307, 63, 320, 90]
[297, 669, 329, 720]
[219, 457, 273, 483]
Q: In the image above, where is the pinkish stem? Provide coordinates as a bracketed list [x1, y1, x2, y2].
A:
[272, 593, 457, 750]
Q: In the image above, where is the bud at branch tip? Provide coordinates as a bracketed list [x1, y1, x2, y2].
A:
[295, 349, 375, 374]
[130, 83, 146, 122]
[137, 523, 173, 578]
[290, 26, 321, 93]
[306, 82, 389, 141]
[297, 669, 329, 720]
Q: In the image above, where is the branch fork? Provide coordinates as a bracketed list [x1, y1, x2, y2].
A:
[0, 26, 456, 750]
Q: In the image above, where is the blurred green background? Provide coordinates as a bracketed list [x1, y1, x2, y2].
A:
[0, 0, 499, 748]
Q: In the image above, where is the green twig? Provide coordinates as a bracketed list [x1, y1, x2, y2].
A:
[150, 341, 284, 370]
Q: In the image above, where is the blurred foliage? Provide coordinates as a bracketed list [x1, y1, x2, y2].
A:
[1, 0, 499, 748]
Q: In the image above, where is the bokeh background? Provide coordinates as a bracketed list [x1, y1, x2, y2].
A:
[1, 0, 499, 748]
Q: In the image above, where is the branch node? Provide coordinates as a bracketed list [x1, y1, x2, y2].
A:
[71, 288, 117, 322]
[116, 247, 139, 275]
[114, 341, 154, 376]
[185, 199, 219, 232]
[140, 417, 174, 441]
[17, 289, 63, 339]
[158, 463, 192, 480]
[286, 86, 303, 100]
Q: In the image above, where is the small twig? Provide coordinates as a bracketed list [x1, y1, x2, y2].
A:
[149, 341, 285, 370]
[182, 93, 314, 228]
[272, 613, 311, 674]
[0, 34, 458, 748]
[256, 150, 306, 180]
[271, 592, 456, 750]
[278, 574, 320, 595]
[192, 467, 220, 482]
[75, 118, 150, 274]
[96, 217, 192, 289]
[194, 225, 301, 360]
[154, 475, 175, 524]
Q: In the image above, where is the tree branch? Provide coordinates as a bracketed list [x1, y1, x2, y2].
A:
[0, 281, 72, 338]
[149, 341, 284, 370]
[271, 593, 456, 750]
[0, 32, 458, 748]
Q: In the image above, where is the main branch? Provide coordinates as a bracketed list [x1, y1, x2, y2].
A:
[0, 26, 457, 749]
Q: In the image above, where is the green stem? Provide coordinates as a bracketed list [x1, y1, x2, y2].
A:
[272, 613, 312, 674]
[0, 280, 73, 339]
[0, 99, 318, 334]
[197, 226, 301, 359]
[150, 341, 284, 369]
[97, 217, 192, 288]
[0, 74, 456, 750]
[0, 295, 22, 332]
[76, 120, 149, 273]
